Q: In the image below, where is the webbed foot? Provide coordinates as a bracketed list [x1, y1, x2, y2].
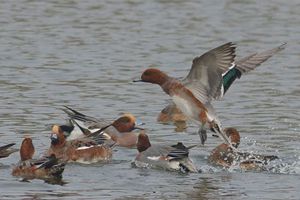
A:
[198, 128, 207, 145]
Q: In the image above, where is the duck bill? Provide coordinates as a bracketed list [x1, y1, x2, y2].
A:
[134, 126, 144, 130]
[50, 134, 59, 145]
[134, 120, 145, 130]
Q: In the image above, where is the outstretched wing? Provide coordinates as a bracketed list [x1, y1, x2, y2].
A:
[183, 42, 236, 101]
[235, 43, 286, 74]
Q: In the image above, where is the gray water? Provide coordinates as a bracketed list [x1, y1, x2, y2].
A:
[0, 0, 300, 199]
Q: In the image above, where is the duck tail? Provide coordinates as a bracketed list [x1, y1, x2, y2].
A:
[179, 158, 198, 173]
[70, 118, 91, 136]
[0, 143, 16, 151]
[62, 106, 99, 123]
[36, 154, 66, 178]
[49, 162, 66, 178]
[86, 124, 112, 138]
[0, 143, 18, 158]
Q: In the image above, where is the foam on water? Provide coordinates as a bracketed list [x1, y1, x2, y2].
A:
[1, 0, 300, 199]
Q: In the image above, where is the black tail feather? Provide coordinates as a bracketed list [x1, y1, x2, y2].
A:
[0, 143, 16, 151]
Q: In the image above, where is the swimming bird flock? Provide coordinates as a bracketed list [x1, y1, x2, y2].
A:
[1, 42, 285, 182]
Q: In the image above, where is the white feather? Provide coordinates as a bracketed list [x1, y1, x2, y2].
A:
[147, 156, 161, 161]
[222, 63, 236, 76]
[76, 146, 93, 150]
[172, 95, 194, 118]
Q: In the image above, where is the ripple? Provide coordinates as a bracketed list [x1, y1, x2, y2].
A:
[0, 0, 299, 199]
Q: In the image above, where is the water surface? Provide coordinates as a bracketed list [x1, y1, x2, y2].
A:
[0, 0, 300, 199]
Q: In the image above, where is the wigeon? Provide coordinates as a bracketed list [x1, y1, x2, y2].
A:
[12, 137, 65, 180]
[61, 106, 143, 148]
[135, 42, 238, 146]
[47, 125, 113, 164]
[0, 143, 18, 158]
[136, 43, 286, 146]
[157, 43, 286, 126]
[133, 132, 198, 173]
[208, 127, 278, 170]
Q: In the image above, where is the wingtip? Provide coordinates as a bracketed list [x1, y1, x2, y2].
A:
[225, 41, 237, 49]
[60, 105, 72, 114]
[278, 42, 287, 50]
[230, 41, 237, 46]
[0, 143, 16, 150]
[62, 105, 74, 112]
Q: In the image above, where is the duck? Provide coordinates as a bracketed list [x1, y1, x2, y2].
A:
[156, 43, 286, 127]
[12, 137, 65, 180]
[60, 106, 144, 148]
[133, 132, 198, 173]
[135, 42, 236, 146]
[47, 125, 113, 164]
[135, 43, 286, 146]
[208, 127, 278, 170]
[0, 143, 18, 158]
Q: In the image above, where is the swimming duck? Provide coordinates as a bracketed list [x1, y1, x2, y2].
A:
[133, 132, 198, 173]
[47, 125, 113, 164]
[208, 127, 278, 170]
[12, 137, 65, 180]
[61, 106, 143, 148]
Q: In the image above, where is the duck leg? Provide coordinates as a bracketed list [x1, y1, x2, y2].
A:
[198, 125, 207, 145]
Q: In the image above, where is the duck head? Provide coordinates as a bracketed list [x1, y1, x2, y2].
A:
[224, 127, 240, 148]
[20, 137, 35, 161]
[137, 132, 151, 153]
[51, 125, 66, 147]
[97, 114, 144, 134]
[134, 68, 169, 85]
[112, 114, 144, 132]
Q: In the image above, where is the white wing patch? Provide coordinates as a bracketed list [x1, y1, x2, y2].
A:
[76, 144, 104, 150]
[222, 63, 236, 76]
[76, 146, 93, 150]
[147, 156, 161, 161]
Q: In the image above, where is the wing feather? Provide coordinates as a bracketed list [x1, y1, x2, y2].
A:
[235, 43, 286, 74]
[184, 42, 236, 100]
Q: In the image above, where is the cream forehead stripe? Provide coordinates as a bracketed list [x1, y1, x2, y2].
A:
[23, 134, 31, 139]
[52, 125, 61, 134]
[123, 113, 136, 122]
